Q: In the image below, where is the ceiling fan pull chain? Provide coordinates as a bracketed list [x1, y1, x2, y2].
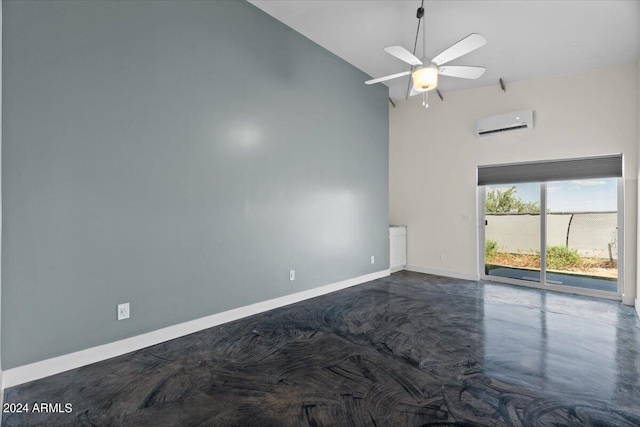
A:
[422, 91, 429, 109]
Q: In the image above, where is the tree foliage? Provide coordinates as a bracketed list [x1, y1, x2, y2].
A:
[485, 186, 540, 213]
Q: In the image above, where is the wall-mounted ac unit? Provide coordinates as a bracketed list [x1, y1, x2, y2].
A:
[475, 109, 534, 137]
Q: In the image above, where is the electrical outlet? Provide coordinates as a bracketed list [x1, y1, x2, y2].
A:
[289, 270, 295, 281]
[371, 256, 375, 264]
[117, 303, 130, 320]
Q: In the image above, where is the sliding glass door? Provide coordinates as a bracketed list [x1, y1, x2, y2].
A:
[482, 179, 620, 296]
[479, 155, 623, 297]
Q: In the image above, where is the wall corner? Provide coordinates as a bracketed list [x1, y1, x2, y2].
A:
[636, 55, 640, 308]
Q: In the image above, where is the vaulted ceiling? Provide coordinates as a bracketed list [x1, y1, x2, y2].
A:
[249, 1, 640, 100]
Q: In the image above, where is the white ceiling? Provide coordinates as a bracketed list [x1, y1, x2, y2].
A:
[249, 1, 640, 100]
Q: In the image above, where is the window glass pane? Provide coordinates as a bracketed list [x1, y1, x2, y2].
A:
[485, 182, 541, 282]
[545, 178, 618, 292]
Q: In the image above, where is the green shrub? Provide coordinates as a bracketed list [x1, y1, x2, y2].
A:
[485, 240, 498, 261]
[546, 246, 581, 270]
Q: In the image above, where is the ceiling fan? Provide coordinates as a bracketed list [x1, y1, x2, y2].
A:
[365, 2, 487, 108]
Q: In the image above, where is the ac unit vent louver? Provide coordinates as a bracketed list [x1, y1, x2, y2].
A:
[478, 124, 529, 136]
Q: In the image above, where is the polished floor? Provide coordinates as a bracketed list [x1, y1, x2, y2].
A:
[3, 271, 640, 426]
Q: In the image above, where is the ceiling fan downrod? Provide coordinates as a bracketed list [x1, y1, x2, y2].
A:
[405, 1, 425, 99]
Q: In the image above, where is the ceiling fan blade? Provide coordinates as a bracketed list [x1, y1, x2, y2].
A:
[365, 70, 411, 85]
[438, 65, 486, 79]
[383, 46, 423, 66]
[409, 86, 420, 97]
[432, 33, 487, 66]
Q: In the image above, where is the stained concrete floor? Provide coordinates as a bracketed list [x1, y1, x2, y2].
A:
[3, 271, 640, 426]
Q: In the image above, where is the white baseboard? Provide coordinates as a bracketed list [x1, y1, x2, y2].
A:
[405, 265, 480, 282]
[636, 298, 640, 319]
[390, 265, 405, 273]
[3, 269, 389, 389]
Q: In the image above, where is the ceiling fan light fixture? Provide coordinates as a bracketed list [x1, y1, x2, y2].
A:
[412, 66, 438, 92]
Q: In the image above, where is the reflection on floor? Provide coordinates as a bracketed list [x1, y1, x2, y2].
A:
[487, 266, 617, 292]
[3, 271, 640, 426]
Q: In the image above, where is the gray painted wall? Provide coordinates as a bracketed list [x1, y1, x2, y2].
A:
[2, 0, 389, 369]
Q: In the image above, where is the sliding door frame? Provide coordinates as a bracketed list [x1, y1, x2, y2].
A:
[478, 178, 623, 301]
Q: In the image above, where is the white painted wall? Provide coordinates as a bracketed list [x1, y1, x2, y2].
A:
[390, 65, 638, 305]
[636, 56, 640, 316]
